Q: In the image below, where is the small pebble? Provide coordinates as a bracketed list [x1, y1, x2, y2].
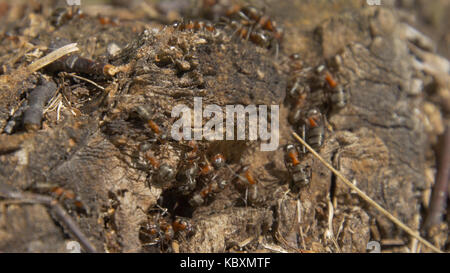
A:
[107, 43, 121, 57]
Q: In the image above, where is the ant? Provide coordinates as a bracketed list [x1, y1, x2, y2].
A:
[284, 145, 311, 192]
[98, 15, 119, 26]
[156, 164, 177, 185]
[324, 70, 348, 109]
[50, 6, 84, 27]
[139, 208, 195, 251]
[244, 168, 259, 204]
[134, 105, 168, 140]
[139, 212, 173, 249]
[173, 20, 216, 32]
[303, 108, 325, 150]
[311, 64, 348, 111]
[286, 60, 348, 154]
[219, 5, 283, 55]
[172, 216, 195, 236]
[32, 183, 87, 214]
[239, 6, 283, 41]
[141, 143, 176, 187]
[231, 165, 261, 205]
[287, 59, 348, 118]
[50, 186, 87, 213]
[186, 152, 227, 207]
[175, 140, 202, 196]
[176, 161, 199, 195]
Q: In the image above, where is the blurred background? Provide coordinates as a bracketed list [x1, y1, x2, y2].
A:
[1, 0, 448, 58]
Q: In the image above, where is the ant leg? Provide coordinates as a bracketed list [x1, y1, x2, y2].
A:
[274, 41, 279, 59]
[238, 11, 251, 22]
[245, 26, 252, 41]
[298, 124, 307, 154]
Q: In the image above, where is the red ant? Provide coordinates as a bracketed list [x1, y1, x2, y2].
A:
[223, 5, 283, 55]
[139, 210, 194, 251]
[173, 20, 216, 32]
[44, 186, 87, 214]
[303, 108, 325, 150]
[187, 153, 227, 207]
[284, 145, 311, 192]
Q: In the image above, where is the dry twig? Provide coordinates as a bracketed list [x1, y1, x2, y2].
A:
[0, 182, 97, 253]
[424, 125, 450, 232]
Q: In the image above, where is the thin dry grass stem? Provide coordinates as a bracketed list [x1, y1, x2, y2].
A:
[261, 243, 289, 253]
[238, 236, 255, 248]
[27, 43, 79, 73]
[335, 217, 345, 242]
[410, 238, 418, 253]
[295, 199, 307, 250]
[274, 231, 302, 253]
[292, 132, 443, 253]
[56, 101, 63, 122]
[62, 72, 105, 90]
[298, 225, 306, 250]
[409, 213, 422, 253]
[325, 195, 341, 253]
[44, 93, 62, 114]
